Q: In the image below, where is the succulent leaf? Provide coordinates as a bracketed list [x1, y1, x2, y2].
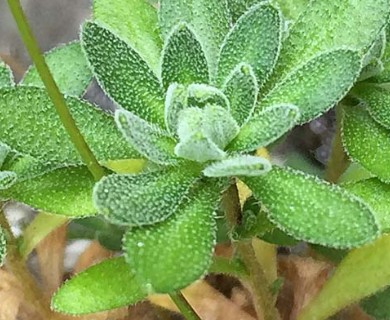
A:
[226, 0, 263, 22]
[0, 61, 13, 87]
[371, 24, 390, 83]
[187, 84, 230, 110]
[0, 171, 17, 190]
[164, 83, 188, 136]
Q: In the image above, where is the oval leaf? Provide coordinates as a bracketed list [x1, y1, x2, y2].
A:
[81, 22, 165, 126]
[0, 86, 137, 165]
[161, 24, 209, 89]
[187, 84, 230, 110]
[52, 257, 145, 315]
[123, 181, 220, 293]
[93, 163, 202, 226]
[0, 61, 13, 87]
[22, 42, 92, 96]
[242, 167, 380, 248]
[227, 0, 261, 22]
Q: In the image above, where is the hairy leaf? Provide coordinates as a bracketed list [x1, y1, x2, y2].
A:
[175, 138, 226, 163]
[52, 257, 145, 315]
[187, 84, 230, 110]
[22, 42, 92, 96]
[298, 235, 390, 320]
[0, 171, 17, 190]
[344, 179, 390, 233]
[259, 50, 362, 124]
[93, 0, 162, 73]
[161, 24, 209, 89]
[223, 64, 258, 126]
[372, 24, 390, 83]
[270, 0, 308, 22]
[93, 163, 202, 226]
[164, 83, 188, 136]
[363, 30, 386, 67]
[0, 61, 13, 87]
[217, 3, 282, 86]
[203, 155, 271, 177]
[0, 143, 10, 168]
[361, 287, 390, 320]
[123, 181, 220, 293]
[228, 104, 299, 153]
[358, 58, 384, 82]
[243, 167, 380, 248]
[0, 86, 137, 165]
[82, 22, 165, 126]
[0, 166, 96, 217]
[342, 104, 390, 182]
[159, 0, 230, 74]
[227, 0, 262, 22]
[115, 110, 177, 165]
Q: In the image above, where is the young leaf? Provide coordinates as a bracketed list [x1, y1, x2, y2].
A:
[242, 167, 380, 248]
[52, 257, 145, 315]
[360, 287, 390, 320]
[223, 63, 258, 126]
[363, 30, 386, 67]
[259, 50, 362, 124]
[0, 171, 17, 190]
[358, 58, 384, 82]
[226, 0, 262, 22]
[187, 84, 230, 110]
[115, 109, 177, 165]
[93, 163, 202, 226]
[372, 24, 390, 83]
[0, 61, 13, 87]
[93, 0, 162, 73]
[342, 104, 390, 182]
[0, 86, 137, 165]
[0, 166, 96, 217]
[164, 83, 188, 136]
[297, 235, 390, 320]
[21, 42, 92, 96]
[217, 3, 282, 87]
[203, 155, 271, 177]
[123, 181, 220, 293]
[175, 137, 226, 163]
[161, 24, 209, 89]
[81, 22, 165, 126]
[227, 104, 299, 153]
[0, 226, 6, 266]
[343, 179, 390, 233]
[159, 0, 230, 74]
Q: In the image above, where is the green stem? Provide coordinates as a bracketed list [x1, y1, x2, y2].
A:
[169, 291, 202, 320]
[6, 0, 105, 181]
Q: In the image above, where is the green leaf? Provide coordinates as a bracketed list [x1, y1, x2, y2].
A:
[227, 104, 299, 153]
[217, 3, 282, 86]
[0, 86, 137, 165]
[226, 0, 262, 22]
[259, 50, 362, 124]
[0, 166, 96, 217]
[358, 58, 384, 82]
[161, 23, 209, 89]
[372, 24, 390, 83]
[360, 286, 390, 320]
[81, 22, 165, 126]
[52, 257, 145, 315]
[297, 235, 390, 320]
[93, 163, 202, 226]
[164, 83, 188, 136]
[93, 0, 162, 73]
[123, 181, 220, 293]
[159, 0, 231, 75]
[343, 178, 390, 233]
[269, 0, 390, 85]
[203, 155, 271, 177]
[270, 0, 308, 22]
[223, 63, 258, 126]
[21, 42, 92, 96]
[0, 226, 6, 266]
[187, 84, 230, 110]
[0, 171, 17, 190]
[342, 104, 390, 182]
[175, 137, 226, 163]
[363, 30, 386, 67]
[0, 143, 11, 168]
[115, 109, 177, 165]
[243, 167, 380, 248]
[0, 61, 13, 87]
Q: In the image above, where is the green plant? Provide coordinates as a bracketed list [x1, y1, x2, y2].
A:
[2, 0, 390, 319]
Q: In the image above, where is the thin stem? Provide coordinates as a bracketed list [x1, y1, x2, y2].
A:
[169, 291, 202, 320]
[6, 0, 105, 181]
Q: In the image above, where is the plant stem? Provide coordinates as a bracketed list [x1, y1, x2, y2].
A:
[223, 183, 281, 320]
[169, 291, 202, 320]
[6, 0, 105, 181]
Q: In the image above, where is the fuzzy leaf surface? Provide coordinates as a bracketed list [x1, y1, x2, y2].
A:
[0, 143, 10, 168]
[344, 179, 390, 233]
[342, 104, 390, 182]
[217, 3, 282, 86]
[164, 83, 188, 136]
[372, 24, 390, 83]
[223, 64, 258, 126]
[161, 24, 209, 89]
[22, 42, 92, 96]
[259, 50, 362, 124]
[159, 0, 230, 74]
[93, 0, 162, 73]
[0, 171, 17, 190]
[115, 110, 177, 165]
[187, 84, 230, 110]
[243, 167, 380, 248]
[52, 257, 145, 315]
[0, 226, 5, 266]
[203, 155, 271, 177]
[270, 0, 308, 22]
[0, 166, 96, 217]
[82, 22, 165, 126]
[298, 235, 390, 320]
[93, 164, 202, 226]
[228, 104, 299, 153]
[0, 87, 137, 164]
[227, 0, 262, 22]
[0, 62, 12, 87]
[123, 181, 220, 293]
